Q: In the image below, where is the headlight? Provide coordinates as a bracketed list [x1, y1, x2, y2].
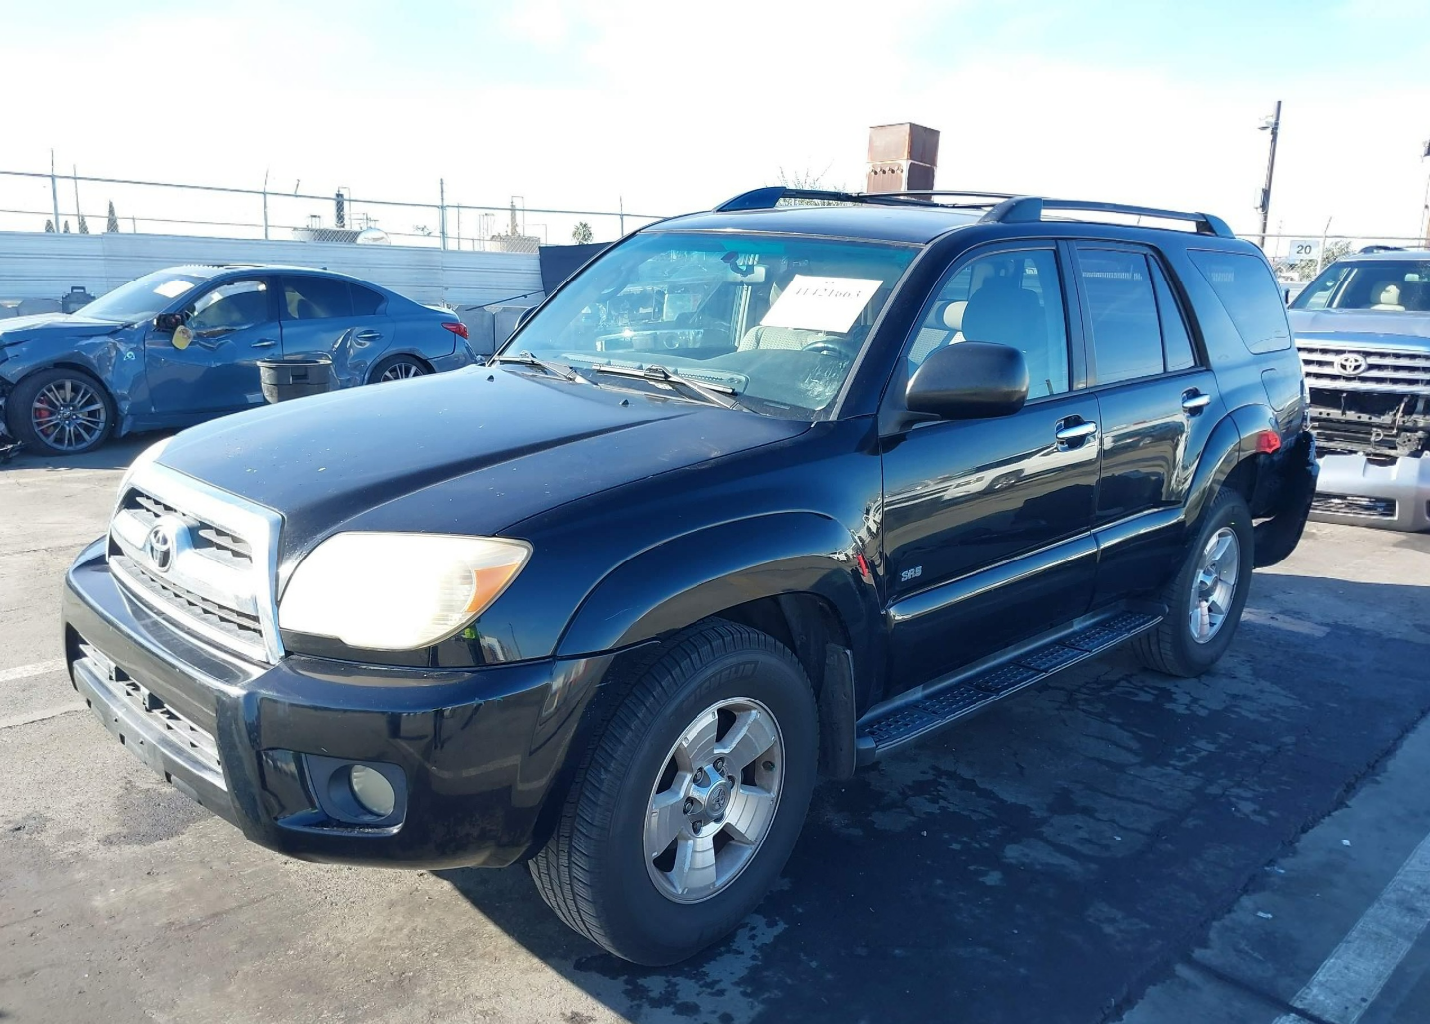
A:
[115, 435, 174, 508]
[278, 532, 531, 651]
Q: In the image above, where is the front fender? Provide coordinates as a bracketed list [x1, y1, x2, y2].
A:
[555, 511, 881, 684]
[0, 329, 147, 430]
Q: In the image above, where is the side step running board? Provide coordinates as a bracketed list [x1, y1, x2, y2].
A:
[855, 610, 1161, 765]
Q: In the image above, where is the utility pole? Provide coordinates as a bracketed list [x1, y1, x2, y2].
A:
[439, 178, 447, 251]
[1420, 137, 1430, 246]
[49, 150, 61, 231]
[262, 169, 270, 240]
[1256, 100, 1282, 250]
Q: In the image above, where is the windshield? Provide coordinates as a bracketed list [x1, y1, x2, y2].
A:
[79, 270, 210, 322]
[1290, 258, 1430, 312]
[501, 230, 918, 419]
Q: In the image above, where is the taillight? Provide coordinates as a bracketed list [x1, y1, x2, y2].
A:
[1256, 429, 1282, 454]
[441, 321, 469, 340]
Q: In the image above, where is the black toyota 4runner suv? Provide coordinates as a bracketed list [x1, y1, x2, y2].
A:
[62, 188, 1317, 965]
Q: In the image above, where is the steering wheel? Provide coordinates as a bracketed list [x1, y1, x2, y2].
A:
[802, 340, 856, 358]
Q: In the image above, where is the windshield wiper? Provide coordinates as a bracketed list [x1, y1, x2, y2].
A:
[494, 351, 580, 382]
[592, 363, 740, 409]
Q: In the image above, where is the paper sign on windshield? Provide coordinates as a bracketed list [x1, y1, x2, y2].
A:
[760, 276, 882, 334]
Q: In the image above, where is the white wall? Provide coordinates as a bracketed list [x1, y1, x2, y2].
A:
[0, 231, 543, 309]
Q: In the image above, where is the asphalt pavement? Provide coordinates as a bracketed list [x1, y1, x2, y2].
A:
[2, 436, 1429, 1024]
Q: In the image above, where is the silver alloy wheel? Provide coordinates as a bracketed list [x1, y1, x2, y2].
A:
[378, 360, 427, 382]
[31, 378, 108, 452]
[643, 697, 785, 904]
[1189, 526, 1241, 644]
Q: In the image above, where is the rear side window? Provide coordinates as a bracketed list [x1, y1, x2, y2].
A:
[1187, 250, 1291, 353]
[350, 284, 385, 316]
[1077, 249, 1163, 384]
[1148, 259, 1196, 371]
[283, 276, 354, 320]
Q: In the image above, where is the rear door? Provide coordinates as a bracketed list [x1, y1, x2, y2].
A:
[278, 275, 395, 386]
[1070, 243, 1221, 605]
[880, 243, 1100, 692]
[144, 275, 279, 415]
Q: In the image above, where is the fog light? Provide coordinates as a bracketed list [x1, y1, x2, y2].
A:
[348, 764, 396, 818]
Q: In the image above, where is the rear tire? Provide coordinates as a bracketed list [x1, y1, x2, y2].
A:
[1132, 486, 1254, 677]
[7, 367, 115, 456]
[368, 354, 430, 384]
[529, 621, 817, 965]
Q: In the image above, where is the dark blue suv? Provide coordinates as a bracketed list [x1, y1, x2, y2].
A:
[0, 264, 475, 455]
[61, 189, 1317, 965]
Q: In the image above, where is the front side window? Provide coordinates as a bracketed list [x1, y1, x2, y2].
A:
[1289, 259, 1430, 312]
[503, 230, 918, 419]
[283, 277, 354, 320]
[82, 270, 209, 322]
[907, 248, 1071, 398]
[184, 279, 270, 332]
[1078, 249, 1164, 384]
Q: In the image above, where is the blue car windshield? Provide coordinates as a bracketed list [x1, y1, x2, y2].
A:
[80, 270, 209, 322]
[502, 230, 918, 419]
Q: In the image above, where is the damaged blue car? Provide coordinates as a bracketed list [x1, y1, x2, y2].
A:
[0, 265, 476, 455]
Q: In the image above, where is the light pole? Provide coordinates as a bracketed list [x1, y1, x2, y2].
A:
[1256, 100, 1282, 250]
[1420, 137, 1430, 246]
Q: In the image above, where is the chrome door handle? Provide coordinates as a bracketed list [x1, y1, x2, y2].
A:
[251, 339, 278, 348]
[1181, 391, 1212, 414]
[355, 330, 383, 342]
[1054, 421, 1098, 444]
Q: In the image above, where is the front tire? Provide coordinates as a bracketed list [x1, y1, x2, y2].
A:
[1132, 486, 1254, 677]
[6, 367, 115, 456]
[530, 621, 817, 965]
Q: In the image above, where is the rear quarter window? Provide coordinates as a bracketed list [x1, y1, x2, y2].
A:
[1187, 250, 1291, 353]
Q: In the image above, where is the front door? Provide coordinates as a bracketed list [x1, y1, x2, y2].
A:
[145, 276, 279, 415]
[277, 275, 395, 387]
[881, 243, 1100, 694]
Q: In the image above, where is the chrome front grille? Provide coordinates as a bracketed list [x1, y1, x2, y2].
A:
[107, 462, 283, 664]
[1299, 342, 1430, 395]
[126, 491, 253, 564]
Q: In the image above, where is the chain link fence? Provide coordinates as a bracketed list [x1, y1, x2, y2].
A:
[0, 170, 665, 252]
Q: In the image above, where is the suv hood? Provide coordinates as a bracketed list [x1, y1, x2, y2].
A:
[156, 366, 808, 555]
[0, 312, 127, 343]
[1290, 308, 1430, 344]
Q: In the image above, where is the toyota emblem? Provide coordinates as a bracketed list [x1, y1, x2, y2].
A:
[145, 523, 175, 573]
[1334, 352, 1368, 376]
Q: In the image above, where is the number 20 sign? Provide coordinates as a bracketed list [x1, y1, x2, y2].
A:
[1288, 239, 1321, 260]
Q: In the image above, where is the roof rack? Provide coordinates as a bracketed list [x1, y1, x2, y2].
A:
[712, 187, 1236, 238]
[980, 197, 1235, 238]
[714, 186, 940, 211]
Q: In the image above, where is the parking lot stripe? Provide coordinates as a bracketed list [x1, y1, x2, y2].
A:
[0, 659, 66, 683]
[0, 703, 85, 730]
[1272, 828, 1430, 1024]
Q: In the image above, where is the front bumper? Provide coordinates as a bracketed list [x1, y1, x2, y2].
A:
[62, 540, 610, 868]
[1311, 453, 1430, 532]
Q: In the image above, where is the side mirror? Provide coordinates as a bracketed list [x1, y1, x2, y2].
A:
[906, 341, 1028, 421]
[153, 312, 185, 333]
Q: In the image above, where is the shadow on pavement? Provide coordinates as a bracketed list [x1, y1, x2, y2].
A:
[440, 568, 1430, 1024]
[0, 431, 172, 473]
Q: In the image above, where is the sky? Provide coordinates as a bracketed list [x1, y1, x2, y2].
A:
[1, 0, 1428, 249]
